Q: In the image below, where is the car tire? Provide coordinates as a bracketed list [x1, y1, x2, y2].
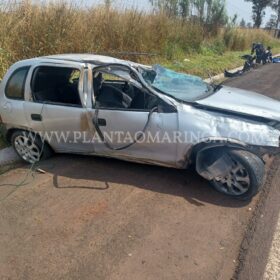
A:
[11, 130, 53, 164]
[210, 149, 265, 201]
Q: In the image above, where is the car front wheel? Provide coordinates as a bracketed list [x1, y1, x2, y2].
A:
[210, 150, 265, 200]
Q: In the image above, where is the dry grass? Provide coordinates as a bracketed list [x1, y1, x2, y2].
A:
[222, 28, 280, 51]
[0, 1, 204, 77]
[0, 1, 279, 79]
[0, 1, 279, 149]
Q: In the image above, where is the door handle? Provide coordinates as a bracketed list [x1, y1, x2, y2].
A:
[2, 102, 12, 112]
[97, 118, 106, 126]
[31, 114, 42, 122]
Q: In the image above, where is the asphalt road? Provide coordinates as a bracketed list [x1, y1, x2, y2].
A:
[224, 63, 280, 280]
[0, 63, 279, 280]
[223, 63, 280, 99]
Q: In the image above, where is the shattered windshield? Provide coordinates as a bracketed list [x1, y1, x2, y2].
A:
[141, 65, 213, 102]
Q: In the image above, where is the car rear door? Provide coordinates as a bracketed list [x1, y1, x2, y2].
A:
[24, 62, 93, 153]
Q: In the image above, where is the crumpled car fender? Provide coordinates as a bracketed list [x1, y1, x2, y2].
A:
[177, 104, 280, 146]
[176, 104, 280, 169]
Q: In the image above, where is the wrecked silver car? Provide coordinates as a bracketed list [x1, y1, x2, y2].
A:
[0, 54, 279, 200]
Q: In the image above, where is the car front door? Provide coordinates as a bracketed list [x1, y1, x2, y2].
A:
[89, 64, 178, 167]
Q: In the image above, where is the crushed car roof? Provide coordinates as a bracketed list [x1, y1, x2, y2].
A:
[43, 54, 127, 64]
[9, 54, 150, 70]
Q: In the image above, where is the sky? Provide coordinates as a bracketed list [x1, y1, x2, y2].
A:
[72, 0, 274, 26]
[226, 0, 273, 26]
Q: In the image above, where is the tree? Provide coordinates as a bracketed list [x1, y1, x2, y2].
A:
[149, 0, 228, 27]
[104, 0, 113, 8]
[193, 0, 206, 22]
[240, 18, 246, 27]
[150, 0, 190, 18]
[266, 14, 277, 29]
[204, 0, 226, 24]
[150, 0, 179, 17]
[230, 13, 238, 26]
[179, 0, 191, 18]
[206, 0, 213, 21]
[269, 0, 280, 36]
[245, 0, 272, 28]
[247, 22, 253, 28]
[205, 0, 228, 33]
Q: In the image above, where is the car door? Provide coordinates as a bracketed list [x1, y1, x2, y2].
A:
[89, 64, 178, 166]
[24, 62, 93, 153]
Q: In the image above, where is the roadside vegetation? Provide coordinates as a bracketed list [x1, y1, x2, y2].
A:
[0, 1, 280, 79]
[0, 0, 279, 149]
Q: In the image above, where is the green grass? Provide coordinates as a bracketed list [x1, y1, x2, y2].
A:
[160, 47, 280, 78]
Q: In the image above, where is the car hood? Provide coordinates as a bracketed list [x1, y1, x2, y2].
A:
[196, 86, 280, 122]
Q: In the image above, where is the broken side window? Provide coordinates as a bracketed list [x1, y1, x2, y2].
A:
[92, 66, 158, 110]
[31, 66, 82, 107]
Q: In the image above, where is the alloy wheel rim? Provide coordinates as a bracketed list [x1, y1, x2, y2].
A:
[14, 135, 41, 164]
[214, 159, 250, 196]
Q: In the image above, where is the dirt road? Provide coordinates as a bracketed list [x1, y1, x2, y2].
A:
[0, 64, 279, 280]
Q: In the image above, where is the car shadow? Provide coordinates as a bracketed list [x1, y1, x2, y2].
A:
[33, 154, 251, 208]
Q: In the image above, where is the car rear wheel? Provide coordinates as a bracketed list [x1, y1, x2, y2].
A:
[210, 150, 265, 200]
[11, 130, 52, 164]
